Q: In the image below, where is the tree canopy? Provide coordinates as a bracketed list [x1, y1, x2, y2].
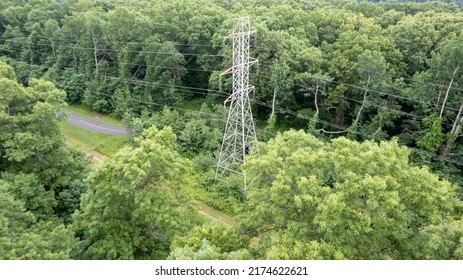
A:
[0, 60, 88, 259]
[72, 126, 201, 259]
[1, 0, 463, 260]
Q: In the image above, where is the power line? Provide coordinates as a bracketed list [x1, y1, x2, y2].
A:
[24, 36, 220, 48]
[76, 87, 273, 138]
[77, 76, 463, 166]
[3, 43, 454, 118]
[3, 10, 463, 92]
[93, 74, 454, 130]
[4, 54, 457, 129]
[5, 38, 462, 113]
[247, 70, 457, 128]
[6, 57, 458, 132]
[104, 61, 215, 73]
[254, 45, 463, 93]
[0, 39, 229, 58]
[0, 44, 220, 74]
[250, 98, 463, 166]
[96, 72, 463, 167]
[4, 54, 463, 166]
[256, 63, 463, 113]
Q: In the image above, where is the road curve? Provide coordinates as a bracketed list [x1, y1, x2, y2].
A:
[67, 112, 132, 136]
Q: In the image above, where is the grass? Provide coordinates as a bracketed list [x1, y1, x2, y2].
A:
[180, 98, 206, 112]
[60, 122, 235, 226]
[66, 104, 125, 126]
[181, 176, 236, 226]
[61, 104, 235, 226]
[59, 121, 130, 159]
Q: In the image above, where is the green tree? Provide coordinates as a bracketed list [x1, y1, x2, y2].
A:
[0, 68, 67, 163]
[348, 50, 399, 138]
[416, 219, 463, 260]
[169, 223, 252, 260]
[127, 105, 223, 156]
[0, 59, 89, 224]
[237, 130, 461, 259]
[0, 179, 77, 260]
[417, 113, 446, 152]
[406, 32, 463, 157]
[267, 60, 293, 123]
[1, 173, 55, 220]
[320, 16, 403, 127]
[142, 39, 187, 107]
[73, 126, 200, 259]
[387, 14, 437, 75]
[0, 60, 88, 183]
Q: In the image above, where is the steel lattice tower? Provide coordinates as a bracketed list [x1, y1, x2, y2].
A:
[215, 17, 258, 193]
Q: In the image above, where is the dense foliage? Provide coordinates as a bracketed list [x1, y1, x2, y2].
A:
[1, 0, 463, 260]
[0, 60, 88, 258]
[72, 126, 201, 259]
[2, 0, 463, 180]
[238, 131, 463, 259]
[170, 130, 463, 259]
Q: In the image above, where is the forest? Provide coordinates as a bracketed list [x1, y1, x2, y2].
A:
[1, 0, 463, 260]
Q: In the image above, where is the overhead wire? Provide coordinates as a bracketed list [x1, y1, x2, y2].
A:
[0, 38, 230, 58]
[23, 35, 221, 48]
[254, 45, 463, 93]
[7, 38, 459, 113]
[5, 39, 457, 116]
[6, 63, 272, 137]
[3, 46, 457, 131]
[248, 70, 457, 128]
[3, 40, 458, 119]
[6, 39, 462, 116]
[3, 46, 463, 166]
[256, 63, 463, 113]
[4, 3, 462, 166]
[77, 73, 463, 166]
[3, 6, 463, 92]
[250, 97, 463, 166]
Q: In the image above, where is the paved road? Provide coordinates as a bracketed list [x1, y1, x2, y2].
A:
[67, 112, 232, 224]
[67, 112, 132, 136]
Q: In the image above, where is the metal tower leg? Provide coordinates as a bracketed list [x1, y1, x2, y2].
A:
[215, 17, 258, 195]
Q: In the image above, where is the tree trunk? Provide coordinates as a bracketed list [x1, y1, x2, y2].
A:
[73, 46, 77, 68]
[436, 81, 445, 105]
[269, 88, 277, 123]
[335, 109, 345, 126]
[50, 40, 56, 58]
[314, 84, 320, 116]
[440, 103, 463, 156]
[36, 152, 44, 162]
[439, 65, 460, 118]
[352, 76, 371, 127]
[92, 32, 99, 79]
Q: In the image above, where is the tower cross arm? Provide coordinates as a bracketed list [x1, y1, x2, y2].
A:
[224, 29, 257, 39]
[215, 17, 258, 197]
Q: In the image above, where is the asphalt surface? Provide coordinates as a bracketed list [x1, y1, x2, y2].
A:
[67, 112, 132, 136]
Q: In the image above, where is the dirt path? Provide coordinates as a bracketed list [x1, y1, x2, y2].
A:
[70, 122, 235, 226]
[198, 203, 234, 226]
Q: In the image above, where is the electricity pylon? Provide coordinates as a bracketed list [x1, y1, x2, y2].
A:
[215, 17, 258, 194]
